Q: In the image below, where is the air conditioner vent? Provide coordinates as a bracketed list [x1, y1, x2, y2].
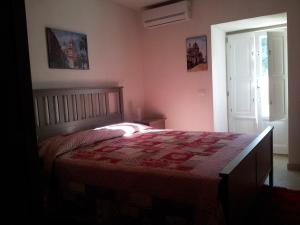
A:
[142, 0, 192, 29]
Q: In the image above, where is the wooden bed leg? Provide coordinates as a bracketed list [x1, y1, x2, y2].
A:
[269, 129, 274, 187]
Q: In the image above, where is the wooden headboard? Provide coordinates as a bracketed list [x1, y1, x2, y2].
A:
[33, 87, 124, 141]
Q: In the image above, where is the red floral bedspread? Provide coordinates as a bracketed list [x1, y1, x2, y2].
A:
[52, 128, 256, 225]
[65, 130, 241, 172]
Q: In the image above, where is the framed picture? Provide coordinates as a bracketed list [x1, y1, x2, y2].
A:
[186, 35, 208, 72]
[46, 27, 89, 70]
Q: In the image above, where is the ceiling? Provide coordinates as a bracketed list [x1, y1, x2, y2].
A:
[110, 0, 168, 10]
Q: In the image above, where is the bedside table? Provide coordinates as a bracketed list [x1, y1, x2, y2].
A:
[134, 118, 166, 129]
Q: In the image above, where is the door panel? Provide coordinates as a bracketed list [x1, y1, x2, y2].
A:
[268, 35, 285, 76]
[267, 31, 287, 121]
[269, 77, 286, 120]
[231, 118, 258, 133]
[233, 78, 254, 114]
[233, 40, 252, 77]
[227, 33, 256, 133]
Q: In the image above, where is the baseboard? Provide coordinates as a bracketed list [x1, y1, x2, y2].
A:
[273, 144, 288, 155]
[287, 163, 300, 171]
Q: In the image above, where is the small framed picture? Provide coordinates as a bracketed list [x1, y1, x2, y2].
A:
[186, 35, 208, 72]
[46, 27, 89, 70]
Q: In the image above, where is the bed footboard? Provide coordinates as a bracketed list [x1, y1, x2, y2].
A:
[219, 126, 273, 225]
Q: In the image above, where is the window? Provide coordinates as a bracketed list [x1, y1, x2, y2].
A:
[259, 36, 268, 76]
[258, 35, 269, 118]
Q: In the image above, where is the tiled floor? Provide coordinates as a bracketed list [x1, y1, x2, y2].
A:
[271, 154, 300, 190]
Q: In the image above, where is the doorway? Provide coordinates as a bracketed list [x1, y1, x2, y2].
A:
[211, 13, 288, 155]
[226, 28, 288, 154]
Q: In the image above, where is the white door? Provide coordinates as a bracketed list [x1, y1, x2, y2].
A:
[264, 31, 288, 154]
[227, 30, 288, 154]
[267, 31, 288, 121]
[254, 30, 288, 154]
[227, 33, 257, 133]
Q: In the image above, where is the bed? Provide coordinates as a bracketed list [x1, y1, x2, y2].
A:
[33, 87, 273, 225]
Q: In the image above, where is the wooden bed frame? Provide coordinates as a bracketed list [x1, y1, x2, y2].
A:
[33, 86, 273, 225]
[33, 87, 124, 141]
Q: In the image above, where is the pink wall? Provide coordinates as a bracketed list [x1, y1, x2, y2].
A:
[141, 0, 300, 165]
[142, 26, 213, 131]
[25, 0, 300, 166]
[25, 0, 144, 121]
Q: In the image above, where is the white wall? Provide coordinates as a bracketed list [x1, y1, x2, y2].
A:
[141, 0, 300, 167]
[263, 119, 289, 154]
[25, 0, 144, 121]
[211, 26, 228, 132]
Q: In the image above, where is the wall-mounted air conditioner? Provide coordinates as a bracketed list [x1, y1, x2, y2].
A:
[142, 0, 192, 29]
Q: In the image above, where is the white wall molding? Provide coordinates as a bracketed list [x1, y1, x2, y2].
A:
[273, 144, 288, 155]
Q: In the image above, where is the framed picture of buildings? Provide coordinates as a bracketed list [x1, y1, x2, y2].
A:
[186, 35, 208, 72]
[46, 27, 89, 70]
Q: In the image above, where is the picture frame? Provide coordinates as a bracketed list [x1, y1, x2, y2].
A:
[46, 27, 89, 70]
[186, 35, 208, 72]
